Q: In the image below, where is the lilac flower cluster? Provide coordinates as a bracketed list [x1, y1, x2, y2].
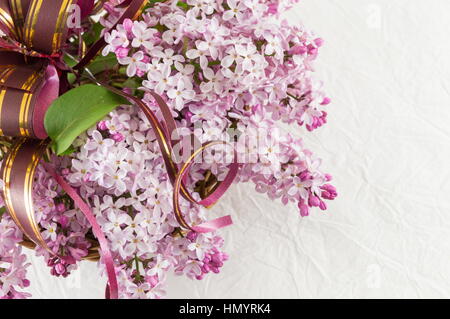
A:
[67, 105, 231, 298]
[0, 197, 31, 299]
[101, 0, 337, 213]
[103, 0, 330, 131]
[0, 0, 337, 299]
[0, 106, 231, 299]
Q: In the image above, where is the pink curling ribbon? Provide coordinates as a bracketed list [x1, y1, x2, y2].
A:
[101, 83, 241, 232]
[44, 164, 119, 299]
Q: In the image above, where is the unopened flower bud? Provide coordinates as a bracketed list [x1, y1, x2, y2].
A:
[22, 279, 30, 287]
[211, 267, 220, 274]
[196, 274, 204, 280]
[186, 231, 198, 242]
[115, 47, 129, 59]
[59, 215, 69, 228]
[56, 203, 66, 213]
[291, 45, 307, 55]
[136, 69, 146, 77]
[321, 97, 331, 105]
[97, 121, 108, 131]
[123, 19, 133, 33]
[314, 38, 324, 47]
[298, 203, 309, 217]
[308, 196, 321, 207]
[47, 259, 54, 267]
[201, 264, 210, 273]
[184, 110, 194, 123]
[112, 133, 124, 142]
[267, 3, 278, 14]
[307, 44, 318, 55]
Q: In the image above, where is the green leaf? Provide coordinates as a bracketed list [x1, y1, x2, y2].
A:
[63, 54, 78, 84]
[85, 53, 118, 75]
[63, 53, 118, 84]
[176, 1, 190, 10]
[64, 54, 77, 68]
[0, 206, 6, 220]
[44, 84, 130, 155]
[83, 21, 103, 46]
[58, 145, 76, 156]
[67, 72, 76, 85]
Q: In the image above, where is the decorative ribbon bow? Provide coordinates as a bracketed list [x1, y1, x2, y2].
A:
[0, 0, 240, 299]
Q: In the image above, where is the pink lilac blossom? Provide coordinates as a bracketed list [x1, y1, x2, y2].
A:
[0, 196, 31, 299]
[0, 0, 337, 299]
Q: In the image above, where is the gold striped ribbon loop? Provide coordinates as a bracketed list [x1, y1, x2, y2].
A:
[0, 0, 76, 251]
[0, 138, 52, 252]
[0, 0, 17, 39]
[21, 0, 75, 55]
[0, 55, 47, 138]
[8, 0, 32, 43]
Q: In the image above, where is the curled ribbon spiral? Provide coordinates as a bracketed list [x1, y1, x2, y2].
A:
[0, 0, 240, 299]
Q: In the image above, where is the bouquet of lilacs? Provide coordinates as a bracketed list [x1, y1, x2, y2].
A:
[0, 0, 337, 299]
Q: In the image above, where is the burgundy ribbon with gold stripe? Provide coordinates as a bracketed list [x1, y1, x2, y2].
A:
[0, 0, 81, 250]
[0, 138, 50, 250]
[0, 52, 59, 139]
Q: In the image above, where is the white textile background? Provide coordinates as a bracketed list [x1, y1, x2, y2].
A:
[25, 0, 450, 298]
